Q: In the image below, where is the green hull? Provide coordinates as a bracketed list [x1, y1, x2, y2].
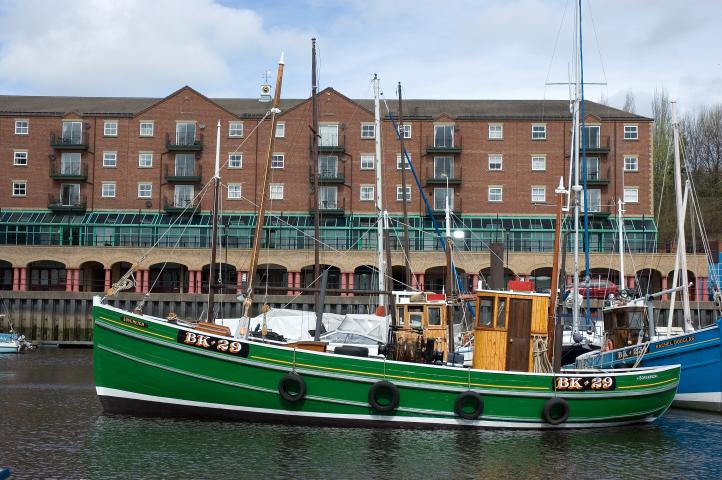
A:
[92, 300, 680, 429]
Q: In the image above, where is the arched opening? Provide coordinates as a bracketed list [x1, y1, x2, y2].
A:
[200, 263, 237, 294]
[149, 263, 189, 293]
[0, 260, 12, 290]
[478, 267, 517, 290]
[423, 266, 467, 293]
[530, 267, 554, 293]
[301, 265, 341, 290]
[79, 261, 105, 292]
[110, 262, 133, 285]
[354, 265, 379, 291]
[634, 269, 662, 296]
[586, 268, 621, 287]
[254, 264, 288, 290]
[667, 270, 697, 301]
[28, 260, 66, 291]
[392, 265, 412, 291]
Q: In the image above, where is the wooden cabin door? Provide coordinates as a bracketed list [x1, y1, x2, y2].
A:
[505, 298, 532, 372]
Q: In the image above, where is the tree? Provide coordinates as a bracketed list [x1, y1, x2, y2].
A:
[622, 91, 636, 114]
[650, 88, 675, 245]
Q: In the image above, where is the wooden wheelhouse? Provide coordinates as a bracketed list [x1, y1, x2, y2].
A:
[390, 292, 449, 363]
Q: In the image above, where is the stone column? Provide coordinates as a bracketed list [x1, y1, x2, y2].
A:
[340, 272, 348, 297]
[188, 270, 196, 294]
[104, 268, 111, 292]
[626, 276, 635, 289]
[141, 269, 149, 293]
[347, 272, 354, 297]
[20, 267, 27, 291]
[700, 276, 708, 301]
[73, 268, 81, 292]
[134, 270, 142, 293]
[472, 274, 479, 291]
[65, 269, 73, 292]
[287, 271, 295, 295]
[294, 272, 301, 295]
[195, 270, 203, 294]
[661, 276, 669, 301]
[12, 267, 19, 291]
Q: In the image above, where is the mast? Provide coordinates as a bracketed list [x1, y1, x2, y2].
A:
[373, 75, 386, 309]
[206, 120, 222, 322]
[617, 199, 625, 283]
[578, 0, 592, 328]
[570, 0, 582, 340]
[244, 54, 285, 318]
[311, 39, 321, 311]
[549, 177, 567, 371]
[398, 83, 412, 290]
[445, 192, 455, 356]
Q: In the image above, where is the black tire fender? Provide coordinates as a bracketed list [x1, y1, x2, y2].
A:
[278, 372, 306, 403]
[368, 380, 400, 412]
[542, 397, 570, 425]
[454, 391, 484, 420]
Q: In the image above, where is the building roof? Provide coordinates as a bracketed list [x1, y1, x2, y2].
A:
[0, 88, 651, 121]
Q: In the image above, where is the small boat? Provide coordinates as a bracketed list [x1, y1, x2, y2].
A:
[0, 332, 21, 354]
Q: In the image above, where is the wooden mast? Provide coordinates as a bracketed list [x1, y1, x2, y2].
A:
[548, 177, 567, 370]
[244, 54, 285, 319]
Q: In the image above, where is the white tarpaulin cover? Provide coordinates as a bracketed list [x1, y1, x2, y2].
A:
[217, 309, 344, 341]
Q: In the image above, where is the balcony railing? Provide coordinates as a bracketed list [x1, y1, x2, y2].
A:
[584, 167, 610, 185]
[48, 194, 87, 213]
[312, 134, 345, 153]
[430, 196, 462, 216]
[164, 163, 202, 182]
[581, 135, 610, 153]
[586, 204, 612, 217]
[425, 164, 462, 185]
[49, 160, 88, 181]
[166, 133, 203, 151]
[50, 132, 89, 150]
[425, 135, 462, 154]
[309, 197, 345, 215]
[310, 165, 345, 184]
[163, 196, 199, 214]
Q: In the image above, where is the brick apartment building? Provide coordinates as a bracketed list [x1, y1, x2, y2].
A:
[0, 86, 709, 297]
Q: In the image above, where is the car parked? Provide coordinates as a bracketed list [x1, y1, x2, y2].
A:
[565, 279, 620, 299]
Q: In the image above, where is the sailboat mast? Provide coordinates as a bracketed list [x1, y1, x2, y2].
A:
[571, 0, 582, 337]
[445, 193, 455, 356]
[398, 83, 412, 290]
[206, 120, 222, 322]
[311, 39, 321, 308]
[373, 75, 386, 308]
[617, 199, 625, 283]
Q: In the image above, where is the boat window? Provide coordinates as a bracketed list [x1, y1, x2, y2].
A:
[396, 307, 405, 327]
[428, 307, 442, 326]
[478, 297, 493, 327]
[496, 298, 506, 328]
[628, 310, 644, 330]
[409, 306, 423, 328]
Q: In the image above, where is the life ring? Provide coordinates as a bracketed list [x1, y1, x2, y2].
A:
[278, 372, 306, 403]
[542, 397, 570, 425]
[454, 391, 484, 420]
[368, 380, 400, 412]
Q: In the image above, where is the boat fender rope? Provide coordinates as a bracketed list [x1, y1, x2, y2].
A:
[368, 380, 400, 412]
[542, 397, 570, 425]
[454, 391, 484, 420]
[278, 372, 306, 403]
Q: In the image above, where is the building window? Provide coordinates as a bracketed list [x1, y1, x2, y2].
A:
[103, 151, 117, 168]
[101, 182, 116, 198]
[271, 153, 284, 169]
[624, 125, 638, 140]
[104, 120, 118, 137]
[227, 183, 242, 199]
[400, 123, 412, 139]
[623, 187, 639, 203]
[13, 151, 28, 166]
[61, 121, 83, 144]
[138, 152, 153, 168]
[396, 153, 411, 170]
[173, 185, 194, 208]
[269, 183, 284, 200]
[488, 123, 503, 140]
[624, 155, 639, 172]
[15, 119, 29, 135]
[12, 181, 27, 197]
[396, 185, 411, 202]
[319, 155, 338, 178]
[229, 121, 243, 137]
[583, 125, 601, 149]
[433, 188, 454, 211]
[531, 155, 546, 171]
[318, 186, 338, 209]
[228, 153, 243, 169]
[585, 189, 602, 212]
[138, 183, 152, 198]
[488, 186, 503, 202]
[175, 122, 196, 145]
[60, 152, 81, 175]
[139, 121, 154, 137]
[488, 154, 503, 171]
[275, 122, 285, 138]
[531, 123, 546, 140]
[361, 123, 375, 139]
[434, 156, 454, 179]
[360, 185, 374, 201]
[360, 154, 375, 170]
[434, 124, 454, 147]
[531, 186, 546, 203]
[319, 124, 339, 146]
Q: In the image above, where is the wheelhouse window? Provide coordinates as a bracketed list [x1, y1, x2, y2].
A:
[496, 298, 506, 328]
[428, 307, 442, 326]
[434, 124, 454, 147]
[408, 306, 423, 328]
[478, 297, 493, 327]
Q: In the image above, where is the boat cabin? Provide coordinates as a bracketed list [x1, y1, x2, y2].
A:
[602, 304, 648, 350]
[390, 292, 449, 363]
[472, 290, 549, 372]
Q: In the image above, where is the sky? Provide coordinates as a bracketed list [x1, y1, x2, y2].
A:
[0, 0, 720, 116]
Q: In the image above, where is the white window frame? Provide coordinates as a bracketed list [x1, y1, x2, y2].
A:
[101, 182, 116, 198]
[13, 150, 28, 166]
[396, 153, 411, 170]
[271, 153, 284, 169]
[12, 180, 27, 197]
[531, 186, 546, 203]
[14, 119, 29, 135]
[396, 185, 411, 202]
[137, 183, 152, 198]
[361, 122, 375, 139]
[227, 183, 242, 200]
[623, 187, 639, 204]
[229, 121, 243, 137]
[488, 154, 503, 171]
[488, 186, 503, 202]
[400, 123, 412, 139]
[360, 154, 375, 170]
[531, 155, 546, 171]
[360, 185, 374, 201]
[103, 151, 117, 168]
[139, 121, 154, 137]
[269, 183, 284, 200]
[624, 124, 638, 140]
[228, 153, 243, 169]
[138, 152, 153, 168]
[275, 122, 285, 138]
[531, 123, 547, 140]
[623, 155, 639, 172]
[488, 123, 503, 140]
[104, 120, 118, 137]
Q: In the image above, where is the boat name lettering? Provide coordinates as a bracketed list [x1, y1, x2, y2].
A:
[614, 345, 646, 361]
[636, 374, 657, 381]
[655, 335, 695, 349]
[553, 376, 616, 391]
[176, 331, 249, 357]
[121, 316, 148, 328]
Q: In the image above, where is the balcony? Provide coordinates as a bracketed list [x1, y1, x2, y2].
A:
[313, 134, 345, 154]
[48, 194, 87, 213]
[585, 204, 612, 218]
[309, 197, 346, 216]
[425, 135, 462, 155]
[163, 196, 199, 214]
[164, 164, 202, 183]
[310, 165, 345, 184]
[425, 165, 462, 186]
[584, 167, 610, 186]
[49, 160, 88, 181]
[430, 196, 462, 216]
[50, 132, 89, 150]
[166, 133, 203, 151]
[581, 135, 610, 154]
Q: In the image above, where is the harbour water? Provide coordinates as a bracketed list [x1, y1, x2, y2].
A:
[1, 350, 721, 480]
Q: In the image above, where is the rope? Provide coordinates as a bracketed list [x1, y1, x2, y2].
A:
[533, 335, 553, 373]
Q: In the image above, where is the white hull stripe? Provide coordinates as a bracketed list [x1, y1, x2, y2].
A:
[674, 391, 722, 404]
